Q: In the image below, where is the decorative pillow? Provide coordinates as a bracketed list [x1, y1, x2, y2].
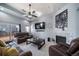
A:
[0, 40, 6, 47]
[66, 42, 79, 55]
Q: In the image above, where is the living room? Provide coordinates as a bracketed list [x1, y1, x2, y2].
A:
[0, 3, 79, 56]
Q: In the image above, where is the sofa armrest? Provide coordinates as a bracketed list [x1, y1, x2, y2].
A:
[19, 51, 32, 56]
[58, 42, 70, 48]
[72, 51, 79, 56]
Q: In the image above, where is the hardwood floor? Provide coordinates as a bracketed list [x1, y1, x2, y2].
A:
[0, 35, 14, 42]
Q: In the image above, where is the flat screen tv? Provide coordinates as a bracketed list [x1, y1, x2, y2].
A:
[35, 22, 45, 29]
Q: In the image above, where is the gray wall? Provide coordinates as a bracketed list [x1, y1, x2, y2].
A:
[76, 4, 79, 38]
[31, 4, 79, 44]
[53, 4, 78, 44]
[31, 13, 54, 42]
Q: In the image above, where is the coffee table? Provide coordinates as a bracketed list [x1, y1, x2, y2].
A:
[27, 38, 45, 49]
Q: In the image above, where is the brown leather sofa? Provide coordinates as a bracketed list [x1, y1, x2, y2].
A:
[49, 38, 79, 56]
[14, 32, 32, 44]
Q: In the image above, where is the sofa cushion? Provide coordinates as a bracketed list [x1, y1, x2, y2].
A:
[66, 41, 79, 55]
[1, 47, 19, 56]
[49, 45, 68, 56]
[58, 42, 70, 48]
[6, 48, 19, 56]
[51, 44, 68, 55]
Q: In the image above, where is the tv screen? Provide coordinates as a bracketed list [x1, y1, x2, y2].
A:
[35, 22, 45, 29]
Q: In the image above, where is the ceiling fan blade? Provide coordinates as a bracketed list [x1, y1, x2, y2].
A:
[31, 14, 37, 17]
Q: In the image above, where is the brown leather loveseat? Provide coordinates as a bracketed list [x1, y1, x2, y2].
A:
[49, 38, 79, 56]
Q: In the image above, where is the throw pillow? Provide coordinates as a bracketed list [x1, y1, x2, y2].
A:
[0, 40, 6, 47]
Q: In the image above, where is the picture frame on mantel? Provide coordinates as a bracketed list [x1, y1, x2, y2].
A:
[55, 9, 68, 31]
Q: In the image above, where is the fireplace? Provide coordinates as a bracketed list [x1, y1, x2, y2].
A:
[56, 35, 66, 43]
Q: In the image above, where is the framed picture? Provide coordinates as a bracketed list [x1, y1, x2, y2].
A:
[55, 9, 68, 31]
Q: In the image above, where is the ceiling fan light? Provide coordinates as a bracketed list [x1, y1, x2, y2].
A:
[28, 15, 32, 18]
[29, 4, 31, 6]
[22, 4, 40, 18]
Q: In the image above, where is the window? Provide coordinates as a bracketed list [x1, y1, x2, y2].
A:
[11, 24, 19, 33]
[0, 23, 20, 36]
[25, 26, 30, 32]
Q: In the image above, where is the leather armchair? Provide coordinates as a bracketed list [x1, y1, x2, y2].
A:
[49, 38, 79, 56]
[72, 51, 79, 56]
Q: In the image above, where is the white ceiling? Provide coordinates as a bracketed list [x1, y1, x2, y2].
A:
[7, 3, 67, 15]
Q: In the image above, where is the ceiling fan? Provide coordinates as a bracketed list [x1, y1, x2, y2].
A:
[22, 4, 38, 19]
